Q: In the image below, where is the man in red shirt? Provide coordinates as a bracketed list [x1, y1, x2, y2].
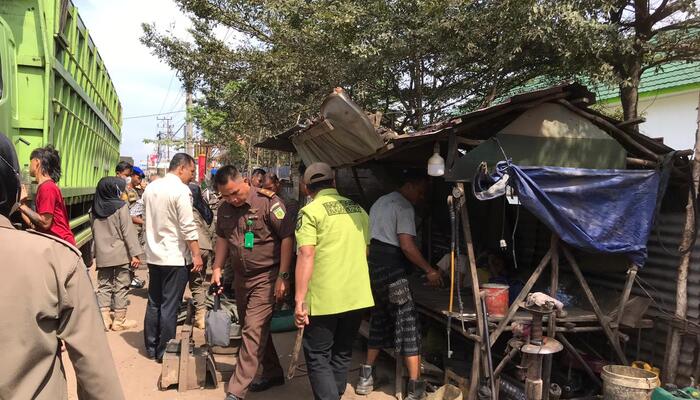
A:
[18, 146, 76, 246]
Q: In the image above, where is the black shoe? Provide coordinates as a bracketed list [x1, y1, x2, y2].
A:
[249, 375, 285, 392]
[225, 393, 241, 400]
[130, 277, 145, 289]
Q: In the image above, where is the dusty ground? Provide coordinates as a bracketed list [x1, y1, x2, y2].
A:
[63, 268, 397, 400]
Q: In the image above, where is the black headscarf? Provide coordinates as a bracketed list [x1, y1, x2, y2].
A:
[189, 182, 213, 225]
[93, 176, 126, 219]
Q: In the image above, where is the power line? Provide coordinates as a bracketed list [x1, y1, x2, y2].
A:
[159, 75, 175, 115]
[123, 109, 186, 120]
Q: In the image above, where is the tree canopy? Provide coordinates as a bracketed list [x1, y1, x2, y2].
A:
[141, 0, 700, 162]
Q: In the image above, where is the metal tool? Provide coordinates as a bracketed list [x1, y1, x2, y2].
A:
[447, 195, 456, 358]
[521, 296, 563, 400]
[287, 303, 307, 380]
[453, 192, 467, 334]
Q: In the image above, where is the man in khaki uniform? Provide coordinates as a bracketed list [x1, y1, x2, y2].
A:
[188, 182, 214, 328]
[211, 165, 294, 400]
[0, 133, 124, 400]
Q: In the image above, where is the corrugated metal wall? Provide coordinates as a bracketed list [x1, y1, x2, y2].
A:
[587, 212, 700, 385]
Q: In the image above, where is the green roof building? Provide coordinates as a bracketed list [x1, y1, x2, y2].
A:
[594, 62, 700, 151]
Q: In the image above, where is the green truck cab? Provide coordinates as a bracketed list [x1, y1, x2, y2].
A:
[0, 0, 122, 259]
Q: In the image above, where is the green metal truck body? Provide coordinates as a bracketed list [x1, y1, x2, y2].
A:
[0, 0, 122, 252]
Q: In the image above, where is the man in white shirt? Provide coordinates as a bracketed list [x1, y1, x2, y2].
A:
[142, 153, 204, 362]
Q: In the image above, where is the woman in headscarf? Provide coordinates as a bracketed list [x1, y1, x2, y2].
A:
[91, 176, 144, 331]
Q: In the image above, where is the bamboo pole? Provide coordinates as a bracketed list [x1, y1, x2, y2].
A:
[664, 91, 700, 384]
[456, 183, 483, 400]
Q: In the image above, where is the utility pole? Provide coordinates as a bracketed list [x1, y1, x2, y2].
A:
[156, 117, 174, 163]
[185, 91, 194, 156]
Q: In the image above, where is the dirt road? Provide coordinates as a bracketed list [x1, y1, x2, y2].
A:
[63, 268, 396, 400]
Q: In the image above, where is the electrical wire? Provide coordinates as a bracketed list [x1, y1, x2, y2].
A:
[511, 204, 520, 270]
[635, 274, 700, 330]
[123, 110, 186, 120]
[159, 74, 175, 115]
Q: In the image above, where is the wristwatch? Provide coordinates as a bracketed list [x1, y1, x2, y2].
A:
[279, 271, 290, 280]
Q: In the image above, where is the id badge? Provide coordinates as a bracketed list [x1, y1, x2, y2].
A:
[244, 231, 254, 249]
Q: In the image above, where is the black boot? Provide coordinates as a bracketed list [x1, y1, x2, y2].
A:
[406, 379, 426, 400]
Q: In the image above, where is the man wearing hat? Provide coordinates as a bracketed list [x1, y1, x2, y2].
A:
[211, 165, 294, 400]
[0, 133, 125, 399]
[294, 162, 374, 400]
[126, 165, 147, 288]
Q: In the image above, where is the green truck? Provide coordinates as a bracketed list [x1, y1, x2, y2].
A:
[0, 0, 122, 260]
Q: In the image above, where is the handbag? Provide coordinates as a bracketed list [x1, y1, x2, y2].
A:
[205, 294, 231, 347]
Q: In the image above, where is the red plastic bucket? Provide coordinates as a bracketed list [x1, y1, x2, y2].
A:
[482, 284, 509, 317]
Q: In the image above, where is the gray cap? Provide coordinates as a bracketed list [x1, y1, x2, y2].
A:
[303, 162, 334, 185]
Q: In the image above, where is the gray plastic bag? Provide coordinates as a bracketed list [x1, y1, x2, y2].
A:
[205, 294, 231, 347]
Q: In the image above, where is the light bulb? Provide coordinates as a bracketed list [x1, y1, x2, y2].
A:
[427, 142, 445, 177]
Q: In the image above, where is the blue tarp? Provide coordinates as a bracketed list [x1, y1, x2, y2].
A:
[473, 162, 662, 267]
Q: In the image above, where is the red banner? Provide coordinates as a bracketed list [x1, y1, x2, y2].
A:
[198, 154, 206, 183]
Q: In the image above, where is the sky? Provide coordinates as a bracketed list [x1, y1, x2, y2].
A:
[74, 0, 192, 167]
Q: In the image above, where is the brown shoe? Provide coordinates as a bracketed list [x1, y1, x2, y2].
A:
[111, 309, 138, 331]
[100, 307, 112, 331]
[194, 308, 206, 329]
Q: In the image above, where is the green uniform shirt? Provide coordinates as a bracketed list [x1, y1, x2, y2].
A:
[295, 189, 374, 316]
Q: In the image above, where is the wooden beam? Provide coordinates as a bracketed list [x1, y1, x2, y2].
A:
[616, 117, 646, 128]
[557, 99, 659, 161]
[626, 157, 658, 168]
[557, 333, 602, 388]
[490, 249, 552, 347]
[456, 183, 484, 400]
[613, 265, 638, 339]
[561, 246, 628, 364]
[548, 236, 560, 337]
[543, 236, 560, 400]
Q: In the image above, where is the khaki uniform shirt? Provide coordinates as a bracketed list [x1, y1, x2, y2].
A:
[92, 204, 144, 268]
[216, 187, 294, 275]
[0, 215, 124, 400]
[194, 209, 213, 251]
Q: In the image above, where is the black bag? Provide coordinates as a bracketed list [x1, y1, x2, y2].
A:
[205, 294, 231, 346]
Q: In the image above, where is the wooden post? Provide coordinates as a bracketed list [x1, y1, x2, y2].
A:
[543, 236, 559, 400]
[664, 91, 700, 384]
[613, 264, 638, 338]
[562, 246, 628, 365]
[456, 183, 484, 400]
[178, 301, 194, 392]
[490, 250, 552, 347]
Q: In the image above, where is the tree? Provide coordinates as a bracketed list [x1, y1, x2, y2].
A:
[513, 0, 700, 123]
[141, 0, 700, 150]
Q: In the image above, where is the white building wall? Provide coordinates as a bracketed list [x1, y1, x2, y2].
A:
[606, 89, 699, 151]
